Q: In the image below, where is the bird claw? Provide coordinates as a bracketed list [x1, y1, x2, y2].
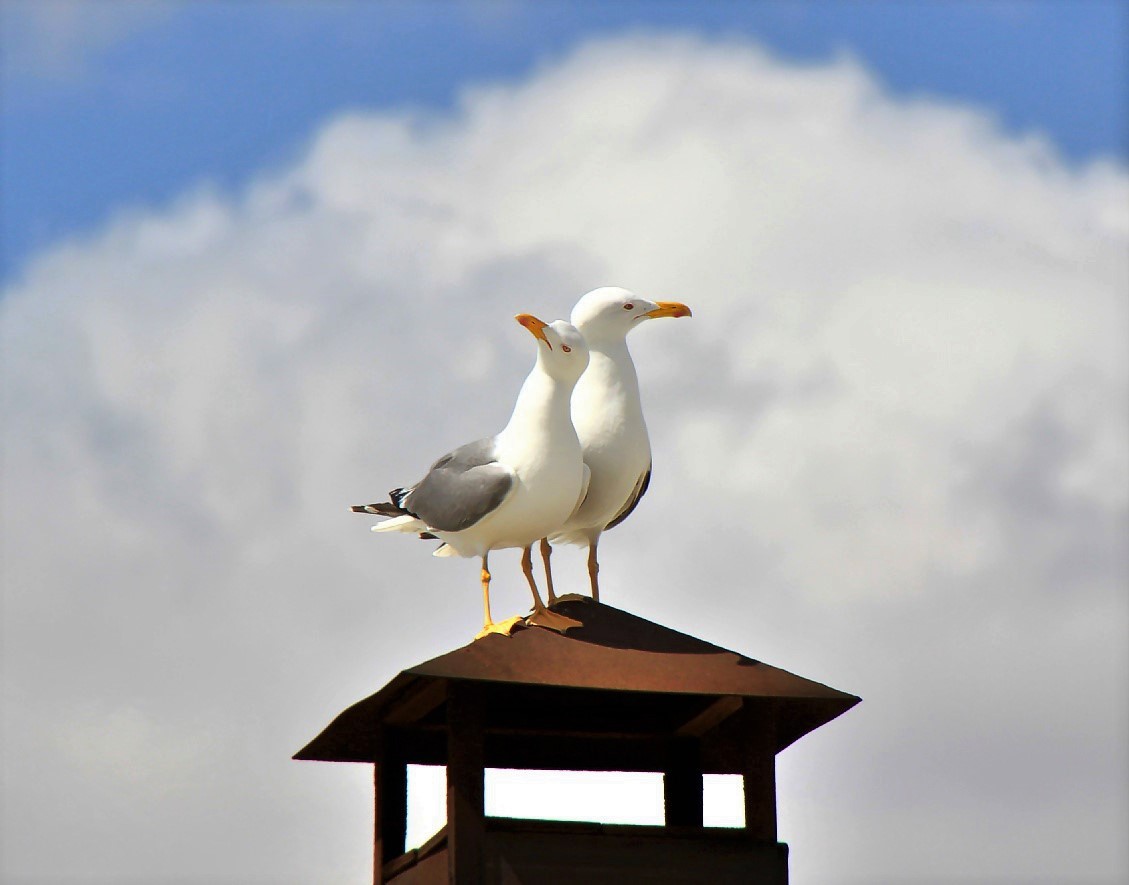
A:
[474, 615, 525, 640]
[525, 607, 583, 633]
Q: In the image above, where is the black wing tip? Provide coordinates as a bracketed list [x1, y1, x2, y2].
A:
[352, 501, 409, 517]
[604, 466, 652, 531]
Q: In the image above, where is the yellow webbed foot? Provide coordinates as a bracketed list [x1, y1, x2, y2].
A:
[525, 606, 583, 633]
[474, 615, 525, 640]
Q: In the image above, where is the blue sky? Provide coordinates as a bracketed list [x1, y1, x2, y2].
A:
[2, 0, 1126, 281]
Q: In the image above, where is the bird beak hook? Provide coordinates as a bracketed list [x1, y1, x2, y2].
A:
[644, 301, 693, 319]
[515, 313, 552, 349]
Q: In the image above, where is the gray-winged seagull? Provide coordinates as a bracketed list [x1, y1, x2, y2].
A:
[353, 314, 589, 638]
[540, 287, 691, 602]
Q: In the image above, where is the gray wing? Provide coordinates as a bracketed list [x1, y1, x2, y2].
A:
[605, 464, 651, 531]
[404, 437, 515, 533]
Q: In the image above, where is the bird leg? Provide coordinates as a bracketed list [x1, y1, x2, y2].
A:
[522, 545, 549, 612]
[554, 533, 601, 604]
[481, 559, 492, 623]
[474, 552, 522, 639]
[539, 538, 557, 604]
[522, 545, 581, 633]
[587, 540, 600, 602]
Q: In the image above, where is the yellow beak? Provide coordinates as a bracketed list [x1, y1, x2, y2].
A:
[644, 301, 693, 319]
[515, 313, 552, 349]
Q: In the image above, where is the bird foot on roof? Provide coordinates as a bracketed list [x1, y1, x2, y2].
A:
[525, 606, 583, 633]
[474, 615, 525, 640]
[552, 593, 593, 604]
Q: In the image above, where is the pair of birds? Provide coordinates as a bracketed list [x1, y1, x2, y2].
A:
[352, 287, 691, 638]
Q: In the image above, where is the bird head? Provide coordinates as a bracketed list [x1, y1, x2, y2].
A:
[569, 286, 692, 345]
[514, 314, 590, 383]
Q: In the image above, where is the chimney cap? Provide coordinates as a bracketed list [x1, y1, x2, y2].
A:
[294, 599, 859, 767]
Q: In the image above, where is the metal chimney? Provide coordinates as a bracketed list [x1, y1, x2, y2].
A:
[295, 600, 860, 884]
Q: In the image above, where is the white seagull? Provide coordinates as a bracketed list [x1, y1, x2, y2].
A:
[540, 287, 691, 602]
[353, 314, 589, 638]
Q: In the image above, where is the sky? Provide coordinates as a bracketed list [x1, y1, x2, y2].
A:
[3, 1, 1127, 280]
[2, 2, 1127, 884]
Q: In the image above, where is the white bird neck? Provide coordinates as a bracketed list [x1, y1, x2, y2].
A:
[575, 338, 642, 409]
[497, 361, 577, 447]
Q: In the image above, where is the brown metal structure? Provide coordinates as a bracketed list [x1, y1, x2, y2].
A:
[295, 599, 860, 884]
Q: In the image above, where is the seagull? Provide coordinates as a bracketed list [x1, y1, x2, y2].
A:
[540, 287, 691, 602]
[352, 314, 589, 638]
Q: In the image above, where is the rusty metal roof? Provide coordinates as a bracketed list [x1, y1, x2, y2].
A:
[295, 599, 859, 769]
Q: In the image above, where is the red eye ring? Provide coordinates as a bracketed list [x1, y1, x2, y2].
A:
[623, 303, 634, 310]
[562, 345, 572, 353]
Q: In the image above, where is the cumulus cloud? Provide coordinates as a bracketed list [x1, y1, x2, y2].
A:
[2, 34, 1126, 884]
[54, 704, 217, 796]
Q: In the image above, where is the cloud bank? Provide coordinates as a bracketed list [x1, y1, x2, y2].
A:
[3, 34, 1126, 884]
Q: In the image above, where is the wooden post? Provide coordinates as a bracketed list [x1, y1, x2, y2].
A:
[447, 682, 485, 884]
[374, 728, 407, 884]
[663, 738, 703, 828]
[740, 702, 778, 841]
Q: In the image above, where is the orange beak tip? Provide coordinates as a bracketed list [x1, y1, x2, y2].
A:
[647, 301, 693, 319]
[515, 313, 552, 348]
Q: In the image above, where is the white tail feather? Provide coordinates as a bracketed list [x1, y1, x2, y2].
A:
[432, 543, 459, 558]
[371, 515, 427, 533]
[547, 529, 592, 547]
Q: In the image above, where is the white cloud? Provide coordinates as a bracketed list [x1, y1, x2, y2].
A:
[3, 33, 1126, 884]
[3, 0, 173, 80]
[54, 705, 217, 795]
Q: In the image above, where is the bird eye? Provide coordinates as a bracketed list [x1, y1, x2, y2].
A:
[623, 303, 634, 310]
[562, 345, 572, 353]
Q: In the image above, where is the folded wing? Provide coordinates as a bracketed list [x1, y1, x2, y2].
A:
[605, 464, 651, 531]
[402, 438, 516, 533]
